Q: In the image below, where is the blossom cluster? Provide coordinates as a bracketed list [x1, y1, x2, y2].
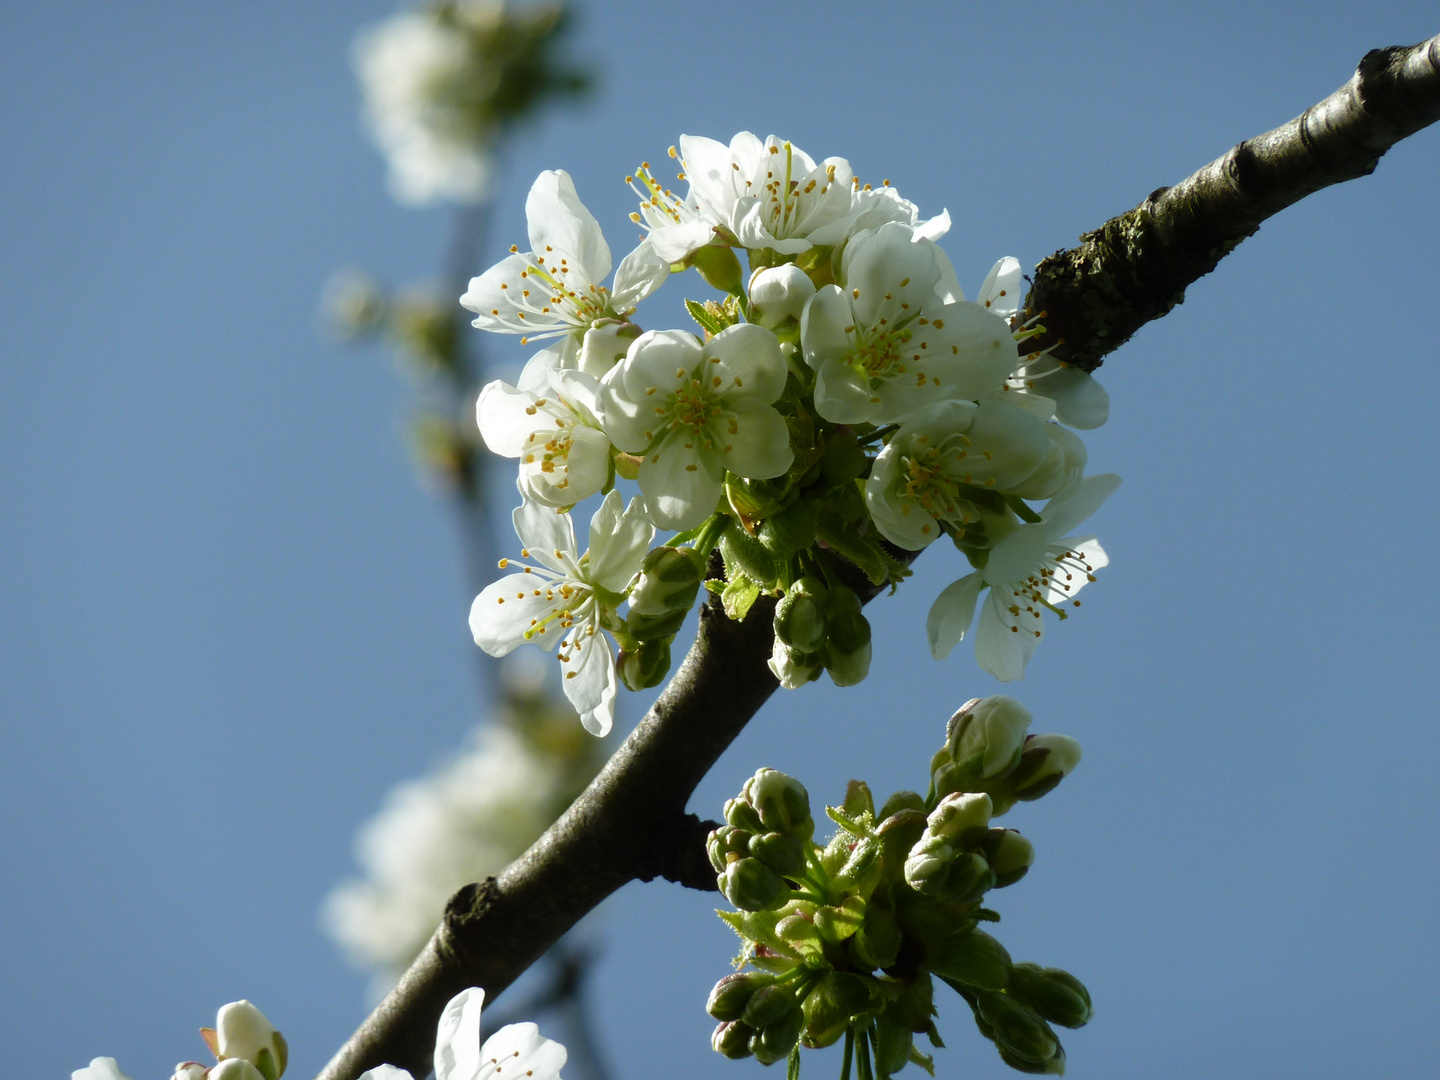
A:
[464, 133, 1120, 734]
[73, 991, 567, 1080]
[706, 696, 1089, 1077]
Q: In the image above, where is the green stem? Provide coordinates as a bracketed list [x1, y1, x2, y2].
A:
[839, 1028, 855, 1080]
[690, 514, 727, 559]
[855, 1026, 874, 1080]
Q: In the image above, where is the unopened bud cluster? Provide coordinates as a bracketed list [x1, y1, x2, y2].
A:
[769, 577, 872, 689]
[705, 696, 1088, 1076]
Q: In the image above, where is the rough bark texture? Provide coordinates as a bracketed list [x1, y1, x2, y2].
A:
[1023, 33, 1440, 372]
[317, 32, 1440, 1080]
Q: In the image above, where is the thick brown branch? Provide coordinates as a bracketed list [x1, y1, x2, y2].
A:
[317, 596, 780, 1080]
[1024, 32, 1440, 372]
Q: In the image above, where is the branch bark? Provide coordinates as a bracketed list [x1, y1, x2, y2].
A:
[318, 32, 1440, 1080]
[1023, 32, 1440, 372]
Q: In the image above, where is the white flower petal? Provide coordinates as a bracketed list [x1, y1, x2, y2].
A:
[647, 219, 718, 263]
[512, 501, 578, 575]
[587, 493, 655, 594]
[638, 437, 724, 532]
[721, 399, 793, 479]
[620, 329, 703, 400]
[799, 285, 854, 369]
[564, 632, 617, 738]
[73, 1059, 134, 1080]
[978, 256, 1024, 318]
[974, 588, 1039, 681]
[1049, 367, 1110, 429]
[359, 1067, 414, 1080]
[814, 358, 879, 425]
[610, 239, 670, 313]
[476, 380, 541, 458]
[434, 986, 486, 1080]
[470, 575, 562, 657]
[927, 573, 985, 660]
[478, 1022, 568, 1080]
[518, 346, 566, 393]
[1039, 473, 1121, 538]
[704, 323, 788, 403]
[525, 170, 611, 286]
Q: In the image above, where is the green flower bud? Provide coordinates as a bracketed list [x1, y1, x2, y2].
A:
[769, 638, 826, 689]
[926, 792, 994, 844]
[707, 972, 773, 1021]
[1008, 964, 1092, 1029]
[708, 824, 753, 873]
[774, 577, 828, 652]
[750, 1006, 805, 1065]
[878, 790, 926, 819]
[628, 546, 704, 617]
[711, 1020, 756, 1060]
[618, 637, 672, 689]
[813, 895, 867, 943]
[842, 779, 876, 820]
[720, 858, 788, 911]
[1009, 735, 1083, 801]
[742, 768, 814, 838]
[876, 807, 927, 880]
[724, 797, 765, 833]
[976, 991, 1059, 1065]
[979, 829, 1036, 888]
[997, 1043, 1066, 1075]
[801, 971, 872, 1048]
[826, 582, 863, 617]
[757, 500, 818, 559]
[873, 1012, 914, 1077]
[742, 983, 798, 1029]
[691, 244, 745, 296]
[821, 427, 868, 486]
[750, 830, 806, 877]
[946, 696, 1032, 782]
[824, 608, 872, 687]
[927, 928, 1012, 990]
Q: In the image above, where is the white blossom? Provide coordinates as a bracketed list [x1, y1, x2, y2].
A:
[360, 987, 566, 1080]
[599, 323, 792, 531]
[461, 171, 668, 361]
[748, 264, 816, 328]
[73, 1060, 133, 1080]
[171, 1066, 208, 1080]
[470, 492, 653, 734]
[801, 224, 1016, 425]
[476, 363, 610, 509]
[926, 473, 1120, 680]
[864, 398, 1054, 550]
[354, 10, 494, 206]
[323, 723, 577, 984]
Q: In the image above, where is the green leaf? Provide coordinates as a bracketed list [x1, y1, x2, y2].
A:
[686, 298, 727, 337]
[721, 572, 763, 621]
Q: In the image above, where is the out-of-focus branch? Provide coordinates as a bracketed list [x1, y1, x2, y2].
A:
[1024, 32, 1440, 372]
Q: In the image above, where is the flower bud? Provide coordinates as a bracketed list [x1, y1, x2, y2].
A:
[707, 972, 773, 1021]
[927, 792, 994, 844]
[879, 790, 926, 819]
[711, 1020, 756, 1060]
[1008, 964, 1092, 1029]
[172, 1065, 208, 1080]
[800, 971, 872, 1048]
[998, 1043, 1066, 1075]
[1009, 735, 1083, 802]
[692, 244, 745, 296]
[975, 991, 1058, 1066]
[824, 608, 872, 687]
[210, 1062, 265, 1080]
[927, 928, 1012, 990]
[628, 546, 704, 617]
[750, 1006, 805, 1065]
[749, 264, 816, 328]
[979, 829, 1036, 888]
[742, 983, 798, 1029]
[947, 696, 1032, 782]
[215, 1002, 286, 1080]
[720, 523, 778, 588]
[902, 835, 953, 895]
[720, 858, 788, 911]
[774, 577, 828, 652]
[741, 768, 814, 838]
[749, 830, 806, 877]
[577, 319, 640, 377]
[877, 807, 927, 879]
[708, 824, 753, 873]
[618, 637, 672, 689]
[769, 639, 825, 689]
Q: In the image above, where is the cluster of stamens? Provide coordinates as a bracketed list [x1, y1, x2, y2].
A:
[490, 243, 609, 344]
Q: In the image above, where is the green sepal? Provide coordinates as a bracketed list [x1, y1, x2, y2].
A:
[720, 572, 763, 622]
[813, 895, 867, 943]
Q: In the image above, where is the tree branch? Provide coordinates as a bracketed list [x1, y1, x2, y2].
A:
[1023, 32, 1440, 372]
[318, 32, 1440, 1080]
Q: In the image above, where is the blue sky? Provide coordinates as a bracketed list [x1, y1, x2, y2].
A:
[2, 2, 1438, 1078]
